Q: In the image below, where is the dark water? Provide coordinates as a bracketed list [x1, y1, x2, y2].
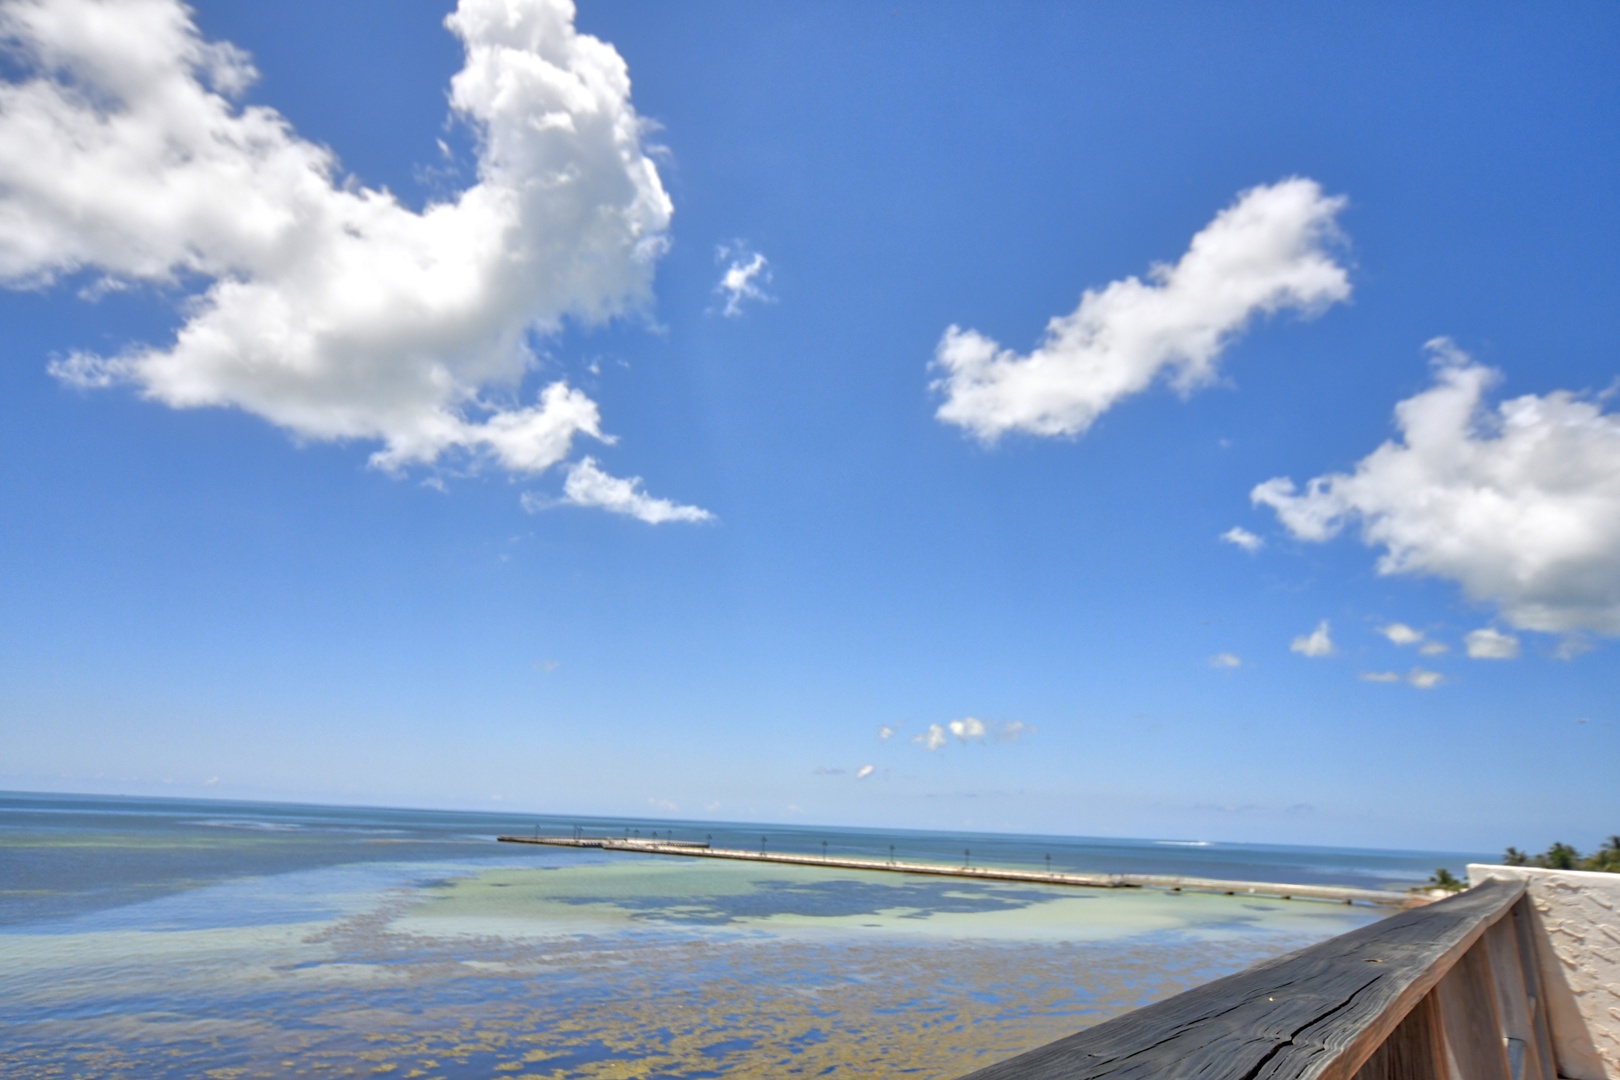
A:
[0, 791, 1486, 1078]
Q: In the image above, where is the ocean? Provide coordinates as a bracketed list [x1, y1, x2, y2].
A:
[0, 791, 1486, 1078]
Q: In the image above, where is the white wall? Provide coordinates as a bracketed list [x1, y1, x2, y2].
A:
[1470, 864, 1620, 1080]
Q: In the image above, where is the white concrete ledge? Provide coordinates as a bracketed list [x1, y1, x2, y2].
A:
[1470, 864, 1620, 1080]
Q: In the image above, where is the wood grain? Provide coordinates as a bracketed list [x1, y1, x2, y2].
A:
[1352, 994, 1446, 1080]
[1433, 936, 1510, 1080]
[1483, 911, 1542, 1080]
[954, 879, 1524, 1080]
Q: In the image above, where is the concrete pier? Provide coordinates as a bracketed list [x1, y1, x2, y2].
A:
[495, 835, 1408, 907]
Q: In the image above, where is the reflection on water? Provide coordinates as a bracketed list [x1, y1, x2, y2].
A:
[0, 792, 1440, 1078]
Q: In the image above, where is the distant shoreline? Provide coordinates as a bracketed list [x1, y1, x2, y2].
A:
[499, 834, 1413, 907]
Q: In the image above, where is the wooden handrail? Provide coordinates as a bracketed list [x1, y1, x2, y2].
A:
[956, 878, 1536, 1080]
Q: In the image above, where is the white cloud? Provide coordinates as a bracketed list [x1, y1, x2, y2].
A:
[1361, 668, 1443, 689]
[1555, 638, 1593, 661]
[877, 725, 896, 741]
[1290, 620, 1334, 657]
[1209, 652, 1242, 668]
[855, 764, 874, 780]
[1221, 527, 1264, 553]
[931, 178, 1349, 442]
[1407, 668, 1444, 690]
[996, 720, 1032, 742]
[714, 242, 772, 317]
[1378, 623, 1451, 656]
[912, 717, 1026, 751]
[1254, 340, 1620, 635]
[948, 717, 987, 741]
[4, 0, 680, 496]
[1465, 627, 1520, 660]
[1379, 622, 1423, 646]
[554, 457, 712, 524]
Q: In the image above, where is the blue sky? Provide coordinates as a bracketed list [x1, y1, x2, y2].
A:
[2, 0, 1617, 852]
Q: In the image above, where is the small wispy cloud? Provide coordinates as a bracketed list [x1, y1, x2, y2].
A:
[1360, 668, 1444, 689]
[1379, 623, 1422, 646]
[1379, 622, 1449, 655]
[1465, 627, 1520, 660]
[997, 720, 1032, 742]
[1555, 637, 1592, 661]
[877, 725, 896, 741]
[913, 718, 1029, 751]
[1208, 652, 1242, 669]
[715, 242, 773, 317]
[1407, 668, 1444, 690]
[1290, 620, 1334, 657]
[522, 457, 713, 524]
[856, 764, 875, 780]
[1220, 527, 1263, 553]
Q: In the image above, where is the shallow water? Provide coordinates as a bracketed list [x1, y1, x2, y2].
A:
[0, 792, 1482, 1078]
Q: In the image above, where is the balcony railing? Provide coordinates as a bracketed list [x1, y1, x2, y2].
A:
[956, 877, 1565, 1080]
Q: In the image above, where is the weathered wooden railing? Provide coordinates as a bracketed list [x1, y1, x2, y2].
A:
[959, 878, 1558, 1080]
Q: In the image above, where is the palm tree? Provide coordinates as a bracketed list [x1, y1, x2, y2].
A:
[1539, 842, 1580, 870]
[1583, 836, 1620, 873]
[1500, 836, 1620, 875]
[1427, 868, 1466, 892]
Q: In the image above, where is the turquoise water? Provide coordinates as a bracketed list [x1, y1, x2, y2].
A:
[0, 792, 1484, 1078]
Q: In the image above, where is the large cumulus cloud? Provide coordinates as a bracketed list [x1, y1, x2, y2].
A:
[0, 0, 705, 517]
[1254, 340, 1620, 635]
